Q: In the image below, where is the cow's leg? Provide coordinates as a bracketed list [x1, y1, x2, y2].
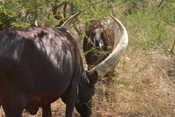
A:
[2, 90, 27, 117]
[2, 104, 23, 117]
[65, 89, 76, 117]
[2, 94, 25, 117]
[42, 103, 52, 117]
[63, 85, 77, 117]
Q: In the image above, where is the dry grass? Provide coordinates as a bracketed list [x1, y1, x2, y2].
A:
[92, 47, 175, 117]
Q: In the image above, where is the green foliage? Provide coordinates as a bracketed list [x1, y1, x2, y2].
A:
[0, 0, 59, 27]
[0, 0, 174, 54]
[160, 0, 175, 26]
[0, 0, 114, 28]
[116, 0, 175, 52]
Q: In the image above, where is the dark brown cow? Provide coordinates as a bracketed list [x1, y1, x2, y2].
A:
[0, 16, 128, 117]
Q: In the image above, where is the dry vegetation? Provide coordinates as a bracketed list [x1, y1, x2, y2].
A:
[93, 48, 175, 117]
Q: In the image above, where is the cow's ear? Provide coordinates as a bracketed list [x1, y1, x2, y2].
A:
[86, 70, 98, 85]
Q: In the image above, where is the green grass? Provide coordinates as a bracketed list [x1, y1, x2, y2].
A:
[124, 10, 172, 51]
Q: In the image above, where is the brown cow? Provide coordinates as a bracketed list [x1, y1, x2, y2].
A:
[0, 16, 128, 117]
[83, 18, 119, 71]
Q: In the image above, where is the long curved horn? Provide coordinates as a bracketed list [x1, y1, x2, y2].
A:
[60, 12, 81, 27]
[89, 16, 128, 77]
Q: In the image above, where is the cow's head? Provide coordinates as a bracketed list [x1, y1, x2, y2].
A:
[83, 18, 117, 68]
[76, 16, 128, 117]
[86, 20, 104, 49]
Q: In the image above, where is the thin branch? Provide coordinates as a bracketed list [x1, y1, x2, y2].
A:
[158, 0, 166, 9]
[170, 40, 175, 54]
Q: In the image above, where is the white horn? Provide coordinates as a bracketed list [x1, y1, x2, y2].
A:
[90, 16, 128, 77]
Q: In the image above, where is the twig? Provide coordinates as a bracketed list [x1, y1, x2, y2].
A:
[158, 0, 165, 8]
[170, 40, 175, 55]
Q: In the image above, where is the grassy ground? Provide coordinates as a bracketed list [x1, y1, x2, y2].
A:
[92, 48, 175, 117]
